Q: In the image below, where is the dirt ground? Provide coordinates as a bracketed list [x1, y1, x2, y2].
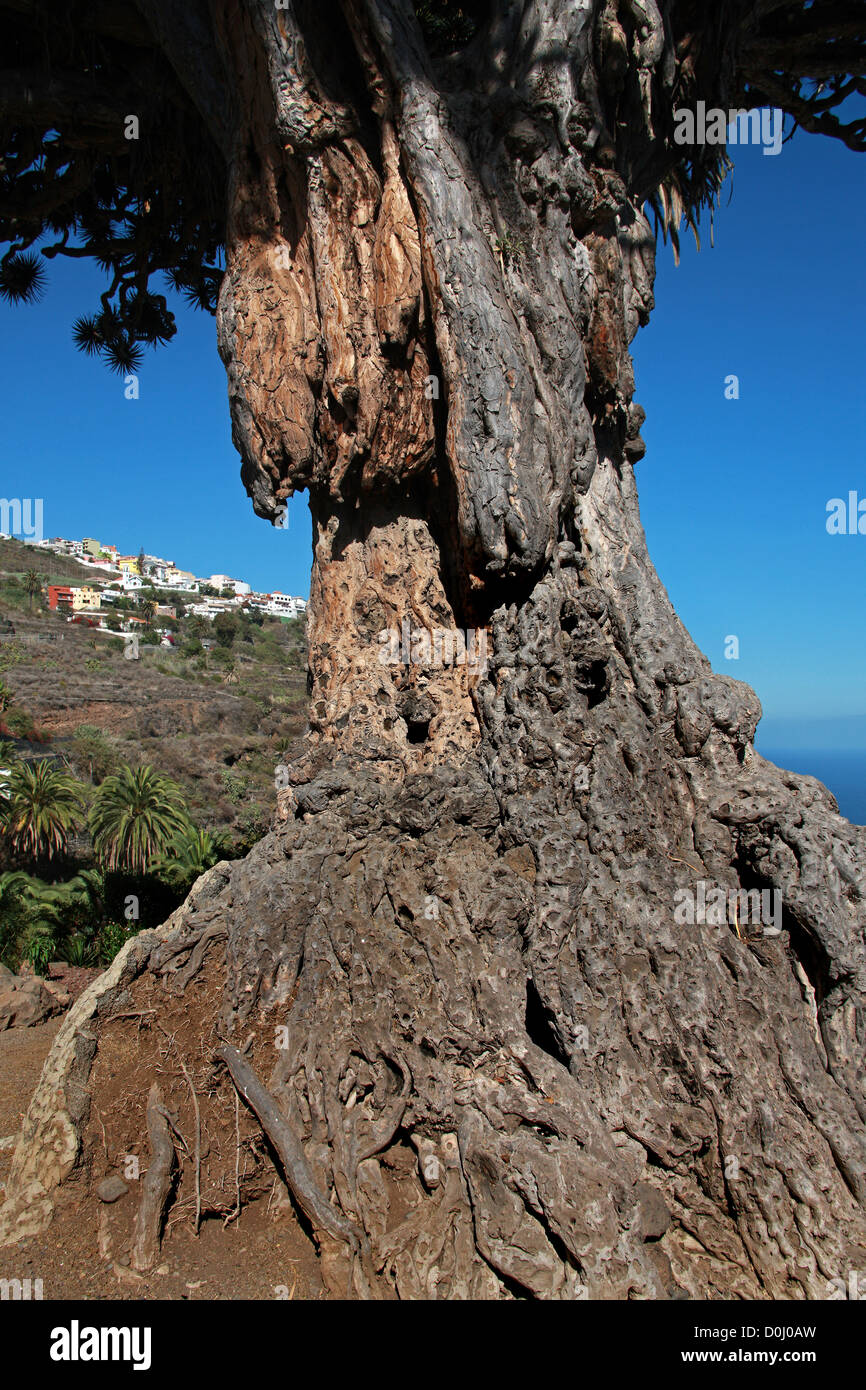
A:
[0, 977, 327, 1301]
[1, 1186, 324, 1302]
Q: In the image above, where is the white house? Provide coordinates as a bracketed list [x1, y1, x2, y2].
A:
[142, 555, 173, 584]
[188, 598, 239, 620]
[262, 592, 307, 618]
[80, 557, 120, 576]
[208, 574, 251, 596]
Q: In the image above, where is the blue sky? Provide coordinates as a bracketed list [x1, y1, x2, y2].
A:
[0, 120, 863, 749]
[0, 256, 313, 596]
[634, 125, 865, 749]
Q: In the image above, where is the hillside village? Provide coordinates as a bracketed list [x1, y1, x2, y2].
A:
[0, 533, 309, 869]
[4, 531, 306, 640]
[0, 533, 310, 1153]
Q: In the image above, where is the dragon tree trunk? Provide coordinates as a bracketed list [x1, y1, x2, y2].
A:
[2, 0, 865, 1301]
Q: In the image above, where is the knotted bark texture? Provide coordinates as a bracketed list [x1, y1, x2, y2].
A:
[1, 0, 864, 1299]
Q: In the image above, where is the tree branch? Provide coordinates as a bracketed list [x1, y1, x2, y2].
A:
[131, 0, 232, 160]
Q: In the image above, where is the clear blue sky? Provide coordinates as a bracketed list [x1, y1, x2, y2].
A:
[634, 126, 865, 749]
[0, 254, 314, 596]
[0, 122, 863, 748]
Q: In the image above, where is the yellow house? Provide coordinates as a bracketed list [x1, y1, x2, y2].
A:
[117, 555, 141, 575]
[71, 586, 102, 611]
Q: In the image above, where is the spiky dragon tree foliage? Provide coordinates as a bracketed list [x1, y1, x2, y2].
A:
[0, 0, 225, 373]
[2, 0, 866, 1300]
[0, 3, 863, 372]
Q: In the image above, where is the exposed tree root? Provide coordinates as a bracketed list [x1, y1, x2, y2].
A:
[130, 1082, 176, 1273]
[216, 1044, 375, 1299]
[2, 734, 865, 1299]
[216, 1044, 362, 1249]
[172, 925, 228, 994]
[1, 0, 865, 1299]
[178, 1056, 202, 1235]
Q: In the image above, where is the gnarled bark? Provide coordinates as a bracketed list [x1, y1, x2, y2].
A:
[1, 0, 865, 1299]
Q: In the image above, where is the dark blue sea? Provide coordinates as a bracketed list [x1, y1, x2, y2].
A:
[757, 748, 866, 827]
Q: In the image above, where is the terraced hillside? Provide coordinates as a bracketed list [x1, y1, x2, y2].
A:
[0, 539, 308, 847]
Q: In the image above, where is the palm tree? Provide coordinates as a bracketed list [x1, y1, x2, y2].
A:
[0, 739, 15, 801]
[30, 868, 104, 932]
[0, 867, 102, 915]
[0, 874, 60, 975]
[88, 764, 189, 874]
[0, 867, 104, 970]
[0, 760, 82, 862]
[23, 568, 43, 613]
[153, 825, 223, 894]
[0, 869, 32, 958]
[140, 597, 157, 627]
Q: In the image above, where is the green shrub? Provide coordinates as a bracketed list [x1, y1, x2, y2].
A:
[238, 802, 268, 842]
[70, 725, 121, 783]
[61, 933, 98, 967]
[4, 705, 36, 737]
[220, 768, 246, 805]
[96, 919, 136, 965]
[0, 642, 26, 669]
[214, 612, 238, 648]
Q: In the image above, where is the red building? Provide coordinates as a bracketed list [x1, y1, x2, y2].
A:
[47, 585, 73, 611]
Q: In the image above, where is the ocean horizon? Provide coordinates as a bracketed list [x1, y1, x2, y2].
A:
[757, 746, 866, 827]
